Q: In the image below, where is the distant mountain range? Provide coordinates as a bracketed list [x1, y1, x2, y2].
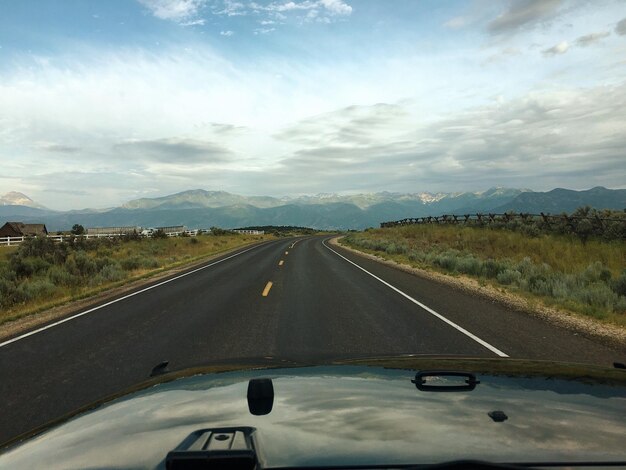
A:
[0, 191, 48, 210]
[0, 187, 624, 231]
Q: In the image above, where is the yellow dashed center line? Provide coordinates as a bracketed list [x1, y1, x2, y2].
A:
[262, 281, 273, 297]
[278, 260, 284, 266]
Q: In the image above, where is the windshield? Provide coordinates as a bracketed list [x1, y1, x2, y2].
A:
[0, 0, 625, 465]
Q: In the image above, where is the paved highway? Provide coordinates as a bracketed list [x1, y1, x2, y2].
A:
[0, 235, 623, 443]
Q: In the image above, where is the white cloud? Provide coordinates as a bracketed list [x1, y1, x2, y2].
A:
[542, 41, 569, 56]
[319, 0, 352, 16]
[220, 30, 234, 36]
[137, 0, 206, 22]
[254, 27, 276, 34]
[575, 31, 610, 47]
[245, 0, 352, 22]
[615, 17, 626, 35]
[443, 16, 467, 30]
[488, 0, 562, 34]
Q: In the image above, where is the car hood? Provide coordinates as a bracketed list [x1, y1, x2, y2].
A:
[1, 357, 625, 469]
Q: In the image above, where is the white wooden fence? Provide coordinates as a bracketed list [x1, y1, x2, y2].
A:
[0, 228, 264, 247]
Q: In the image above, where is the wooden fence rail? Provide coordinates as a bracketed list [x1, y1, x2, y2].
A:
[380, 212, 626, 231]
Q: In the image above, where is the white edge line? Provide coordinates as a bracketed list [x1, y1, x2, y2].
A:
[322, 239, 508, 358]
[0, 241, 271, 348]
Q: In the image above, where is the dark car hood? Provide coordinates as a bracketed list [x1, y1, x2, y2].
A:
[1, 357, 625, 469]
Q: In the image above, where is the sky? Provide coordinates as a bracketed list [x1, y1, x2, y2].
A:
[0, 0, 625, 210]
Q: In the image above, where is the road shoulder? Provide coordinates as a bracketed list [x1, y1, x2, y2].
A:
[0, 239, 273, 343]
[329, 236, 626, 351]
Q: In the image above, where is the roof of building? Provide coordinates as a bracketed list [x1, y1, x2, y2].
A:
[0, 222, 48, 236]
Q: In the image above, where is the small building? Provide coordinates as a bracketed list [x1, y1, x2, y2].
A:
[233, 229, 265, 235]
[86, 226, 140, 235]
[0, 222, 48, 237]
[155, 226, 186, 234]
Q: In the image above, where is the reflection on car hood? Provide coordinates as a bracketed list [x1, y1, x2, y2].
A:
[1, 357, 625, 469]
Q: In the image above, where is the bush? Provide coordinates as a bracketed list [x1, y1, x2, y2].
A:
[10, 256, 51, 278]
[14, 279, 57, 303]
[385, 242, 408, 255]
[46, 265, 76, 286]
[152, 229, 168, 239]
[482, 259, 505, 279]
[120, 257, 142, 271]
[90, 264, 127, 286]
[434, 251, 459, 272]
[120, 256, 159, 271]
[190, 237, 199, 245]
[582, 261, 612, 283]
[456, 255, 482, 276]
[497, 269, 522, 286]
[72, 251, 97, 276]
[611, 270, 626, 297]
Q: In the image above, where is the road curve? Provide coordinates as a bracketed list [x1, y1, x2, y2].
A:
[0, 235, 623, 443]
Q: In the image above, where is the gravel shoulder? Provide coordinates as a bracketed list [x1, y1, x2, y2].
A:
[331, 236, 626, 351]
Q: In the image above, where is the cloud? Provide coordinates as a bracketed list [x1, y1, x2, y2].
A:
[35, 142, 81, 153]
[444, 16, 467, 30]
[575, 32, 610, 47]
[270, 83, 626, 193]
[137, 0, 206, 22]
[275, 103, 409, 147]
[215, 0, 247, 16]
[542, 41, 569, 56]
[113, 138, 233, 163]
[488, 0, 562, 34]
[220, 30, 234, 36]
[42, 189, 89, 196]
[319, 0, 352, 16]
[616, 17, 626, 35]
[483, 47, 522, 64]
[254, 27, 276, 35]
[244, 0, 352, 23]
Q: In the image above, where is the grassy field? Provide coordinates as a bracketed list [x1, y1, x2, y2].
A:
[342, 225, 626, 326]
[0, 233, 273, 326]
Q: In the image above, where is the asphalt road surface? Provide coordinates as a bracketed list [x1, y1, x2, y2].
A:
[0, 236, 623, 444]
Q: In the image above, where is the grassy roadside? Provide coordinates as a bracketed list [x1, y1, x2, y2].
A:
[341, 225, 626, 327]
[0, 233, 274, 327]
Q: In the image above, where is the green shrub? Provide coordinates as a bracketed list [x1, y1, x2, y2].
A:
[456, 255, 482, 276]
[497, 269, 522, 286]
[10, 256, 51, 277]
[611, 270, 626, 297]
[434, 251, 459, 272]
[582, 261, 612, 283]
[385, 242, 408, 255]
[14, 279, 57, 303]
[90, 264, 127, 286]
[120, 256, 159, 271]
[482, 259, 504, 279]
[72, 251, 97, 276]
[46, 265, 76, 286]
[120, 257, 142, 271]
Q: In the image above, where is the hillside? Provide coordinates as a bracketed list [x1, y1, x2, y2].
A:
[495, 187, 626, 213]
[2, 186, 624, 231]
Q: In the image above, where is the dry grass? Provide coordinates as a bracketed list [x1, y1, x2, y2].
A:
[343, 225, 626, 326]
